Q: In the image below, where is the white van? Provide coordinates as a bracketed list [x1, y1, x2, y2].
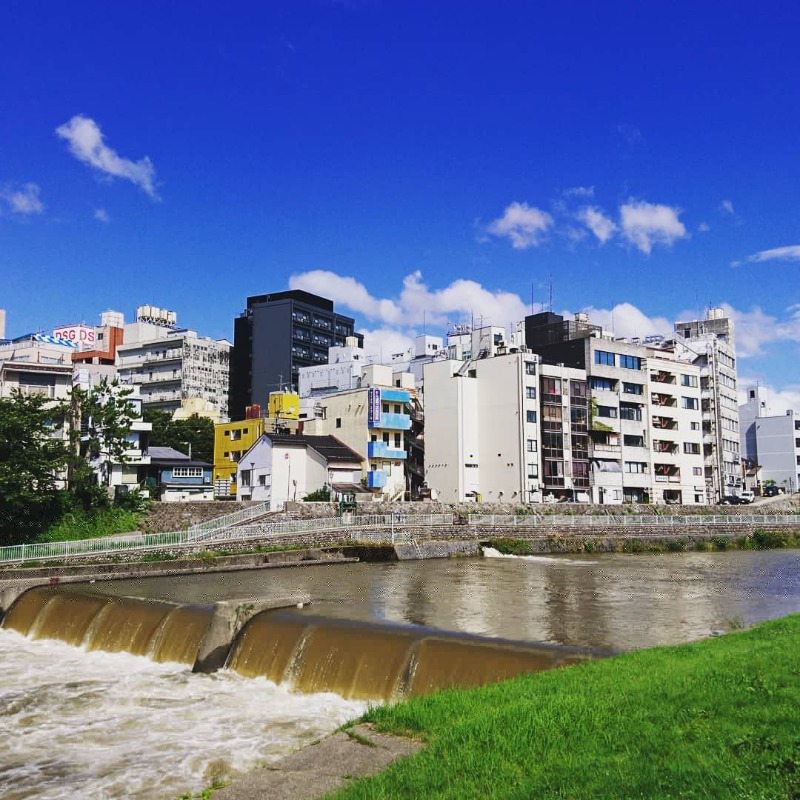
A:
[739, 490, 755, 504]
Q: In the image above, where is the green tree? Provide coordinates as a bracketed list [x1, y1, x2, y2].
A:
[143, 410, 215, 463]
[69, 378, 138, 490]
[0, 391, 71, 544]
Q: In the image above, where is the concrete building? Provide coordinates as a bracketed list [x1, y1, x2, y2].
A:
[424, 336, 543, 504]
[301, 364, 414, 500]
[236, 434, 363, 506]
[672, 308, 741, 501]
[740, 385, 800, 494]
[525, 312, 705, 504]
[116, 307, 231, 417]
[0, 334, 75, 401]
[297, 337, 368, 397]
[230, 290, 361, 419]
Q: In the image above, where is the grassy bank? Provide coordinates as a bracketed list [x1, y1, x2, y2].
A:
[37, 506, 143, 543]
[333, 614, 800, 799]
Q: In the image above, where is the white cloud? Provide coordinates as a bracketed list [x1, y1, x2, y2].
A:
[737, 378, 800, 415]
[55, 115, 158, 198]
[698, 222, 710, 232]
[562, 186, 594, 198]
[577, 206, 617, 244]
[357, 327, 415, 364]
[486, 201, 554, 249]
[619, 199, 688, 255]
[1, 182, 44, 214]
[743, 245, 800, 264]
[290, 269, 530, 331]
[94, 208, 110, 223]
[573, 302, 673, 340]
[720, 199, 735, 214]
[289, 270, 402, 324]
[720, 302, 800, 358]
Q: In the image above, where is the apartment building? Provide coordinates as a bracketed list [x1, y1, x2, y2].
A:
[672, 308, 741, 501]
[740, 385, 800, 494]
[525, 312, 705, 504]
[230, 290, 361, 419]
[0, 334, 74, 401]
[116, 307, 231, 417]
[301, 364, 413, 499]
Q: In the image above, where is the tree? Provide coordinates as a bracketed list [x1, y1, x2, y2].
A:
[69, 378, 138, 489]
[0, 391, 71, 544]
[143, 409, 215, 463]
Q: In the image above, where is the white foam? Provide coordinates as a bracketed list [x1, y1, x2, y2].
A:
[481, 546, 595, 566]
[0, 628, 367, 800]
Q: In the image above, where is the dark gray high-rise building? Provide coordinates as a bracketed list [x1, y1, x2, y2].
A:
[230, 290, 362, 420]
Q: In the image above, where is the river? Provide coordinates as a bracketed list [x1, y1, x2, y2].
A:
[2, 548, 800, 799]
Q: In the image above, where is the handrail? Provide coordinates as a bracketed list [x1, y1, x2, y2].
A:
[0, 513, 454, 564]
[468, 513, 800, 527]
[187, 501, 274, 539]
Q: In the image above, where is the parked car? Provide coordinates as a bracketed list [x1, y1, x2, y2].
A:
[720, 495, 743, 505]
[739, 490, 755, 504]
[763, 485, 782, 497]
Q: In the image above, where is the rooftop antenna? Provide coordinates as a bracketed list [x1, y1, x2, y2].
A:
[530, 281, 534, 315]
[548, 274, 553, 312]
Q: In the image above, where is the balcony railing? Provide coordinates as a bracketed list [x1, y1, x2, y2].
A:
[367, 441, 407, 460]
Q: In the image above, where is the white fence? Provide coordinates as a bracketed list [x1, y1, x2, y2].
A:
[468, 513, 800, 528]
[0, 513, 454, 565]
[187, 501, 274, 540]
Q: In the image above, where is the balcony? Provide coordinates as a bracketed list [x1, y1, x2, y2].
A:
[369, 412, 411, 431]
[367, 470, 387, 489]
[652, 415, 678, 430]
[368, 441, 407, 460]
[592, 443, 621, 454]
[650, 370, 676, 384]
[651, 393, 677, 407]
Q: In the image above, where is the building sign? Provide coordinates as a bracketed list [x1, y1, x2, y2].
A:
[367, 388, 381, 426]
[53, 324, 96, 351]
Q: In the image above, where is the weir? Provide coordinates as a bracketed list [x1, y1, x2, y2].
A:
[2, 587, 601, 700]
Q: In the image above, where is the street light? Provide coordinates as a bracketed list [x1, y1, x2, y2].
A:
[181, 440, 192, 460]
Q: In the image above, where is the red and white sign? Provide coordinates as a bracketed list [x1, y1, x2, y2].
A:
[53, 324, 96, 351]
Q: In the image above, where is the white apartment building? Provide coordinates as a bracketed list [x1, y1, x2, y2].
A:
[301, 364, 415, 500]
[297, 337, 367, 397]
[0, 334, 75, 401]
[673, 308, 741, 501]
[116, 308, 231, 417]
[740, 385, 800, 494]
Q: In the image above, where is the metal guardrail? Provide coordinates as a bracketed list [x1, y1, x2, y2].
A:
[0, 513, 454, 564]
[187, 501, 274, 539]
[468, 513, 800, 528]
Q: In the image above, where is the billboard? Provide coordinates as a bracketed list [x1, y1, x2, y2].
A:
[367, 388, 382, 426]
[53, 324, 96, 351]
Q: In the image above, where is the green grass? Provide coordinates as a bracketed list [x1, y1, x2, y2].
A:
[330, 614, 800, 799]
[36, 507, 142, 543]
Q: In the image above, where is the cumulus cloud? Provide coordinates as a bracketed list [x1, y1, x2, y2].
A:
[742, 245, 800, 264]
[577, 206, 617, 244]
[357, 327, 416, 364]
[618, 199, 688, 255]
[573, 302, 673, 340]
[55, 115, 158, 198]
[290, 270, 402, 324]
[486, 201, 554, 249]
[737, 378, 800, 416]
[291, 269, 529, 330]
[93, 208, 110, 223]
[1, 182, 44, 214]
[720, 302, 800, 358]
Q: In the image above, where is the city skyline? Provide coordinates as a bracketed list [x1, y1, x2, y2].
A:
[2, 3, 798, 411]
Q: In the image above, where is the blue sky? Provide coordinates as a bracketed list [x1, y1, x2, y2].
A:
[1, 2, 798, 410]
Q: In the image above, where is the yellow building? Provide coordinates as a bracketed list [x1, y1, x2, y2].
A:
[214, 391, 301, 497]
[213, 418, 266, 497]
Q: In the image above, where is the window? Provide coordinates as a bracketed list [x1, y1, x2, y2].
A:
[597, 405, 617, 418]
[526, 410, 537, 423]
[525, 361, 536, 375]
[623, 435, 644, 447]
[624, 462, 647, 473]
[619, 354, 641, 370]
[682, 397, 699, 410]
[527, 462, 539, 479]
[173, 467, 203, 478]
[526, 439, 537, 452]
[335, 418, 342, 428]
[619, 403, 642, 421]
[690, 422, 700, 431]
[622, 382, 643, 395]
[684, 442, 700, 455]
[693, 467, 703, 476]
[681, 374, 699, 387]
[541, 377, 561, 394]
[526, 386, 536, 400]
[591, 377, 615, 391]
[394, 433, 401, 448]
[382, 403, 389, 413]
[594, 350, 615, 366]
